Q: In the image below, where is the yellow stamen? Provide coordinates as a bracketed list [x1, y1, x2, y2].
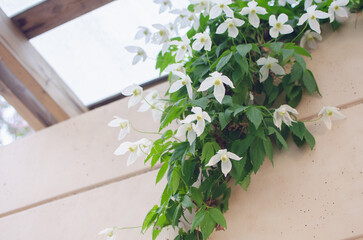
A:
[278, 111, 286, 116]
[251, 9, 256, 14]
[120, 122, 127, 129]
[214, 78, 222, 85]
[275, 22, 282, 29]
[133, 89, 141, 96]
[228, 22, 234, 28]
[267, 63, 272, 69]
[128, 145, 137, 152]
[200, 37, 206, 43]
[327, 111, 333, 116]
[196, 114, 203, 121]
[311, 15, 316, 20]
[186, 125, 193, 132]
[221, 154, 228, 162]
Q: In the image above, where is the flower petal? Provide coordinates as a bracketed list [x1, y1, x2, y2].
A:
[249, 13, 260, 28]
[277, 13, 288, 24]
[221, 159, 232, 176]
[214, 84, 225, 103]
[206, 153, 221, 166]
[216, 22, 228, 34]
[169, 80, 184, 93]
[227, 152, 242, 160]
[187, 130, 197, 145]
[198, 77, 214, 92]
[271, 63, 286, 75]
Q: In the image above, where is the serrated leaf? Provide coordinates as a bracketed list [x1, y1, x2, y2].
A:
[181, 195, 194, 208]
[142, 205, 158, 232]
[246, 107, 263, 129]
[170, 169, 180, 194]
[239, 171, 252, 191]
[290, 122, 306, 141]
[191, 211, 205, 231]
[216, 52, 232, 71]
[200, 213, 216, 239]
[234, 53, 249, 74]
[282, 48, 295, 65]
[209, 208, 227, 228]
[249, 138, 266, 173]
[302, 69, 318, 95]
[268, 127, 288, 150]
[156, 162, 169, 184]
[191, 97, 209, 109]
[263, 137, 274, 165]
[270, 42, 283, 54]
[304, 129, 316, 150]
[191, 187, 203, 207]
[294, 53, 306, 69]
[233, 105, 248, 116]
[231, 135, 254, 156]
[201, 142, 220, 163]
[219, 109, 233, 130]
[236, 44, 252, 57]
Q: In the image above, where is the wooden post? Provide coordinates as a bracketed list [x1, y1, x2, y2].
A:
[0, 9, 86, 128]
[12, 0, 114, 39]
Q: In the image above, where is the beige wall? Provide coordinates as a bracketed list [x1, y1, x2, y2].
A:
[0, 14, 362, 240]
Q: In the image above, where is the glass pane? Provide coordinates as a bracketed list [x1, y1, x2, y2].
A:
[0, 95, 33, 146]
[0, 0, 45, 17]
[30, 0, 187, 105]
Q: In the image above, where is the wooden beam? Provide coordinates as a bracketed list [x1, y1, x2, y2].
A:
[12, 0, 114, 39]
[0, 9, 86, 124]
[0, 61, 57, 130]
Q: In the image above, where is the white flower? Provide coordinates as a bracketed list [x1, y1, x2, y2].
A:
[304, 0, 322, 10]
[240, 1, 267, 28]
[192, 31, 212, 51]
[114, 140, 146, 166]
[99, 227, 118, 240]
[152, 24, 169, 45]
[166, 22, 179, 37]
[137, 138, 153, 155]
[153, 0, 172, 13]
[209, 0, 234, 19]
[151, 101, 168, 122]
[125, 46, 147, 65]
[278, 0, 298, 6]
[197, 71, 234, 104]
[165, 63, 186, 73]
[108, 117, 130, 140]
[180, 107, 211, 136]
[216, 17, 245, 38]
[161, 41, 171, 55]
[121, 84, 143, 108]
[135, 26, 151, 44]
[256, 56, 285, 82]
[318, 106, 345, 130]
[172, 35, 193, 62]
[190, 0, 211, 15]
[269, 14, 293, 38]
[328, 0, 349, 23]
[206, 149, 242, 176]
[175, 123, 198, 145]
[171, 9, 190, 28]
[138, 90, 160, 112]
[169, 71, 193, 99]
[297, 5, 330, 34]
[300, 30, 322, 49]
[273, 104, 298, 130]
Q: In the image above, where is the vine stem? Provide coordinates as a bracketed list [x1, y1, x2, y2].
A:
[300, 115, 323, 123]
[130, 123, 182, 142]
[291, 22, 308, 43]
[142, 96, 163, 112]
[206, 50, 212, 68]
[116, 226, 142, 230]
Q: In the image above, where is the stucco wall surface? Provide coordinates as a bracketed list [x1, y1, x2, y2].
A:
[0, 14, 362, 240]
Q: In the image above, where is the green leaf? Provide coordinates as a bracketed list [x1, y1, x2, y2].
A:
[236, 44, 252, 57]
[181, 195, 194, 208]
[268, 127, 288, 150]
[156, 51, 175, 74]
[191, 187, 203, 207]
[249, 138, 266, 173]
[156, 162, 169, 184]
[191, 97, 209, 109]
[284, 43, 311, 58]
[251, 43, 261, 55]
[200, 212, 216, 239]
[246, 107, 263, 129]
[290, 122, 306, 141]
[142, 205, 158, 232]
[231, 135, 254, 156]
[302, 69, 318, 95]
[269, 42, 283, 54]
[239, 171, 252, 191]
[170, 169, 180, 194]
[209, 208, 227, 228]
[170, 142, 189, 165]
[201, 142, 220, 163]
[294, 53, 306, 69]
[304, 129, 316, 150]
[152, 227, 162, 240]
[216, 51, 232, 71]
[191, 211, 205, 231]
[234, 53, 249, 74]
[281, 48, 295, 65]
[290, 62, 303, 83]
[219, 109, 233, 130]
[233, 105, 247, 116]
[160, 99, 186, 131]
[172, 205, 181, 226]
[263, 137, 274, 165]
